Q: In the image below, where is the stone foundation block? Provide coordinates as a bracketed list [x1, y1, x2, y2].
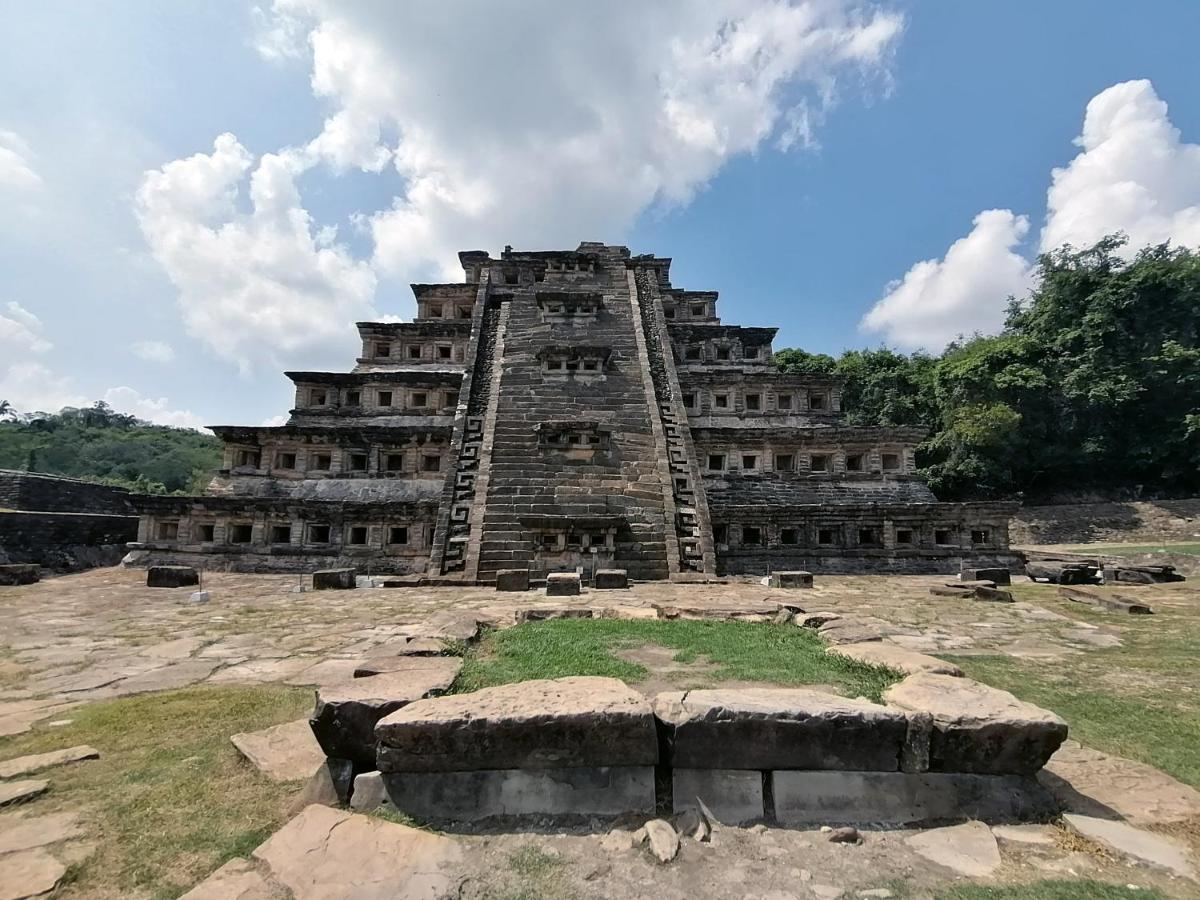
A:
[146, 565, 199, 588]
[545, 572, 581, 596]
[0, 564, 40, 586]
[312, 568, 356, 590]
[768, 571, 813, 589]
[654, 688, 908, 771]
[376, 676, 657, 772]
[673, 768, 764, 824]
[309, 659, 462, 768]
[380, 766, 655, 821]
[961, 567, 1012, 585]
[772, 770, 1056, 825]
[883, 673, 1067, 774]
[495, 569, 530, 591]
[593, 569, 628, 589]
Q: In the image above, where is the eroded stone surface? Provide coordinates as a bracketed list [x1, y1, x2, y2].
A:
[0, 745, 98, 779]
[377, 676, 657, 772]
[0, 847, 67, 900]
[230, 718, 325, 782]
[829, 643, 963, 677]
[883, 673, 1067, 774]
[252, 804, 463, 899]
[1063, 814, 1196, 879]
[178, 858, 285, 900]
[654, 688, 907, 771]
[905, 822, 1001, 877]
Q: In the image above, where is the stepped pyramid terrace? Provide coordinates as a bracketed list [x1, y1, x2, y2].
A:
[131, 242, 1020, 581]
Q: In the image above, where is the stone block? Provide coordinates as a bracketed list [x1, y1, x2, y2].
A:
[0, 564, 39, 586]
[768, 571, 813, 589]
[380, 766, 655, 821]
[772, 770, 1056, 825]
[653, 688, 907, 771]
[545, 572, 581, 596]
[312, 568, 356, 590]
[495, 569, 530, 591]
[146, 565, 199, 588]
[883, 673, 1067, 774]
[376, 676, 658, 772]
[593, 569, 628, 589]
[672, 768, 763, 824]
[973, 585, 1014, 603]
[230, 718, 325, 782]
[961, 567, 1012, 585]
[310, 659, 462, 768]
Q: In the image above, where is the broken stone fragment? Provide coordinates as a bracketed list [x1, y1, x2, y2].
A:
[827, 826, 860, 844]
[0, 744, 98, 779]
[309, 659, 462, 768]
[905, 821, 1001, 877]
[643, 819, 679, 863]
[375, 676, 657, 772]
[883, 673, 1067, 774]
[654, 688, 908, 771]
[230, 718, 325, 782]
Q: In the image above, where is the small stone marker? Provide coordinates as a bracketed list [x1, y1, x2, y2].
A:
[494, 569, 530, 591]
[0, 745, 98, 779]
[594, 568, 629, 589]
[188, 590, 211, 604]
[146, 565, 199, 588]
[230, 718, 325, 782]
[768, 571, 813, 589]
[0, 778, 49, 807]
[960, 567, 1011, 585]
[1058, 586, 1153, 614]
[312, 568, 356, 590]
[0, 563, 39, 586]
[1063, 813, 1196, 879]
[545, 571, 581, 596]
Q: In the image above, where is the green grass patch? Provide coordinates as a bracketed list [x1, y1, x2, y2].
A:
[0, 683, 312, 899]
[946, 654, 1200, 789]
[936, 880, 1166, 900]
[455, 618, 900, 701]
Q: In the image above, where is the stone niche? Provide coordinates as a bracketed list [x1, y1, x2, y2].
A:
[535, 291, 605, 323]
[534, 421, 612, 459]
[536, 346, 613, 378]
[520, 514, 621, 574]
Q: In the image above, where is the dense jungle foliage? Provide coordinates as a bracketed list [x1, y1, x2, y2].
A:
[774, 238, 1200, 501]
[0, 401, 221, 494]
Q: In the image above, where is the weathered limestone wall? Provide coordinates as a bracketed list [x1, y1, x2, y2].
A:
[1011, 499, 1200, 545]
[0, 469, 136, 515]
[0, 511, 137, 569]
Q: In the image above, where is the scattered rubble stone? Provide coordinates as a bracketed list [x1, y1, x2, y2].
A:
[230, 718, 325, 782]
[643, 819, 680, 863]
[883, 673, 1067, 774]
[0, 745, 98, 779]
[311, 569, 356, 590]
[827, 826, 860, 844]
[146, 565, 199, 588]
[377, 676, 657, 772]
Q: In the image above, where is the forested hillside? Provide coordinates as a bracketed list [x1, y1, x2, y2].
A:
[775, 238, 1200, 502]
[0, 402, 221, 494]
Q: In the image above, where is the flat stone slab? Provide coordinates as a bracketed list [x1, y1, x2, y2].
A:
[147, 565, 199, 588]
[0, 847, 67, 900]
[1063, 814, 1196, 879]
[178, 858, 284, 899]
[1040, 739, 1200, 826]
[380, 766, 656, 821]
[545, 572, 581, 596]
[906, 821, 1001, 877]
[0, 810, 84, 855]
[653, 688, 908, 771]
[883, 673, 1067, 774]
[1058, 587, 1153, 614]
[517, 607, 594, 623]
[376, 676, 657, 772]
[673, 768, 763, 824]
[772, 771, 1056, 825]
[654, 601, 778, 621]
[310, 659, 462, 768]
[231, 718, 325, 782]
[0, 779, 48, 808]
[353, 652, 455, 677]
[829, 643, 963, 677]
[961, 567, 1012, 585]
[251, 804, 463, 899]
[0, 745, 98, 779]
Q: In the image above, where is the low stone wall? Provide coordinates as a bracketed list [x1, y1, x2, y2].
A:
[332, 666, 1066, 825]
[718, 551, 1025, 576]
[1012, 499, 1200, 546]
[0, 469, 136, 515]
[0, 511, 138, 570]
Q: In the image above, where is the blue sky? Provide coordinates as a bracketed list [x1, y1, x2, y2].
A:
[1, 1, 1198, 429]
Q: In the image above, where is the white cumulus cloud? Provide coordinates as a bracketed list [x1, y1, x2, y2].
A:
[130, 340, 176, 363]
[100, 386, 207, 430]
[861, 210, 1033, 350]
[0, 301, 53, 353]
[863, 79, 1200, 351]
[0, 131, 42, 191]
